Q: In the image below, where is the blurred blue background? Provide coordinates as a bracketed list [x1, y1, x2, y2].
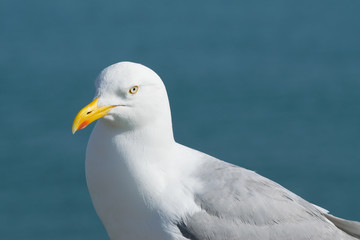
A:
[1, 0, 360, 239]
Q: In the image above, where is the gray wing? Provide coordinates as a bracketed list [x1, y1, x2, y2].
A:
[325, 214, 360, 239]
[176, 157, 359, 240]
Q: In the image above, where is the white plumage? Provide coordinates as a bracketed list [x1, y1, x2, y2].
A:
[75, 62, 360, 240]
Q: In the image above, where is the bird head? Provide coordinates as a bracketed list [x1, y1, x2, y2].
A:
[72, 62, 171, 134]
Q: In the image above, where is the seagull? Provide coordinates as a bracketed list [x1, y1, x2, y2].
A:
[72, 62, 360, 240]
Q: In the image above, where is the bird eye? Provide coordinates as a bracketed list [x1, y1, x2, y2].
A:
[129, 85, 139, 94]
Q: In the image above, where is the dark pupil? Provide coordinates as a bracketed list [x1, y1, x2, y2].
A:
[132, 88, 136, 92]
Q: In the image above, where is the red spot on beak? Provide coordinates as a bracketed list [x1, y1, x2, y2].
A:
[78, 120, 89, 130]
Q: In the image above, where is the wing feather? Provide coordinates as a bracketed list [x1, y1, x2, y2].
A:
[175, 157, 358, 240]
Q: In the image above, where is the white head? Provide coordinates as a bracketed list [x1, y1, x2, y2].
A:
[72, 62, 173, 135]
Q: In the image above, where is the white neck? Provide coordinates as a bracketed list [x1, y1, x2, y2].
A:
[92, 117, 178, 207]
[86, 115, 202, 239]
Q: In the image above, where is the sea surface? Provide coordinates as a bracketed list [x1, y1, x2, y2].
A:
[1, 0, 360, 239]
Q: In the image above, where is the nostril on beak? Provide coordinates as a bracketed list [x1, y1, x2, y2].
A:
[87, 111, 92, 115]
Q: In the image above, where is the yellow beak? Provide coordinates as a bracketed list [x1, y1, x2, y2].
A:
[72, 97, 117, 134]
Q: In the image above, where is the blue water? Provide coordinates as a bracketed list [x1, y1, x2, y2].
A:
[1, 0, 360, 239]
